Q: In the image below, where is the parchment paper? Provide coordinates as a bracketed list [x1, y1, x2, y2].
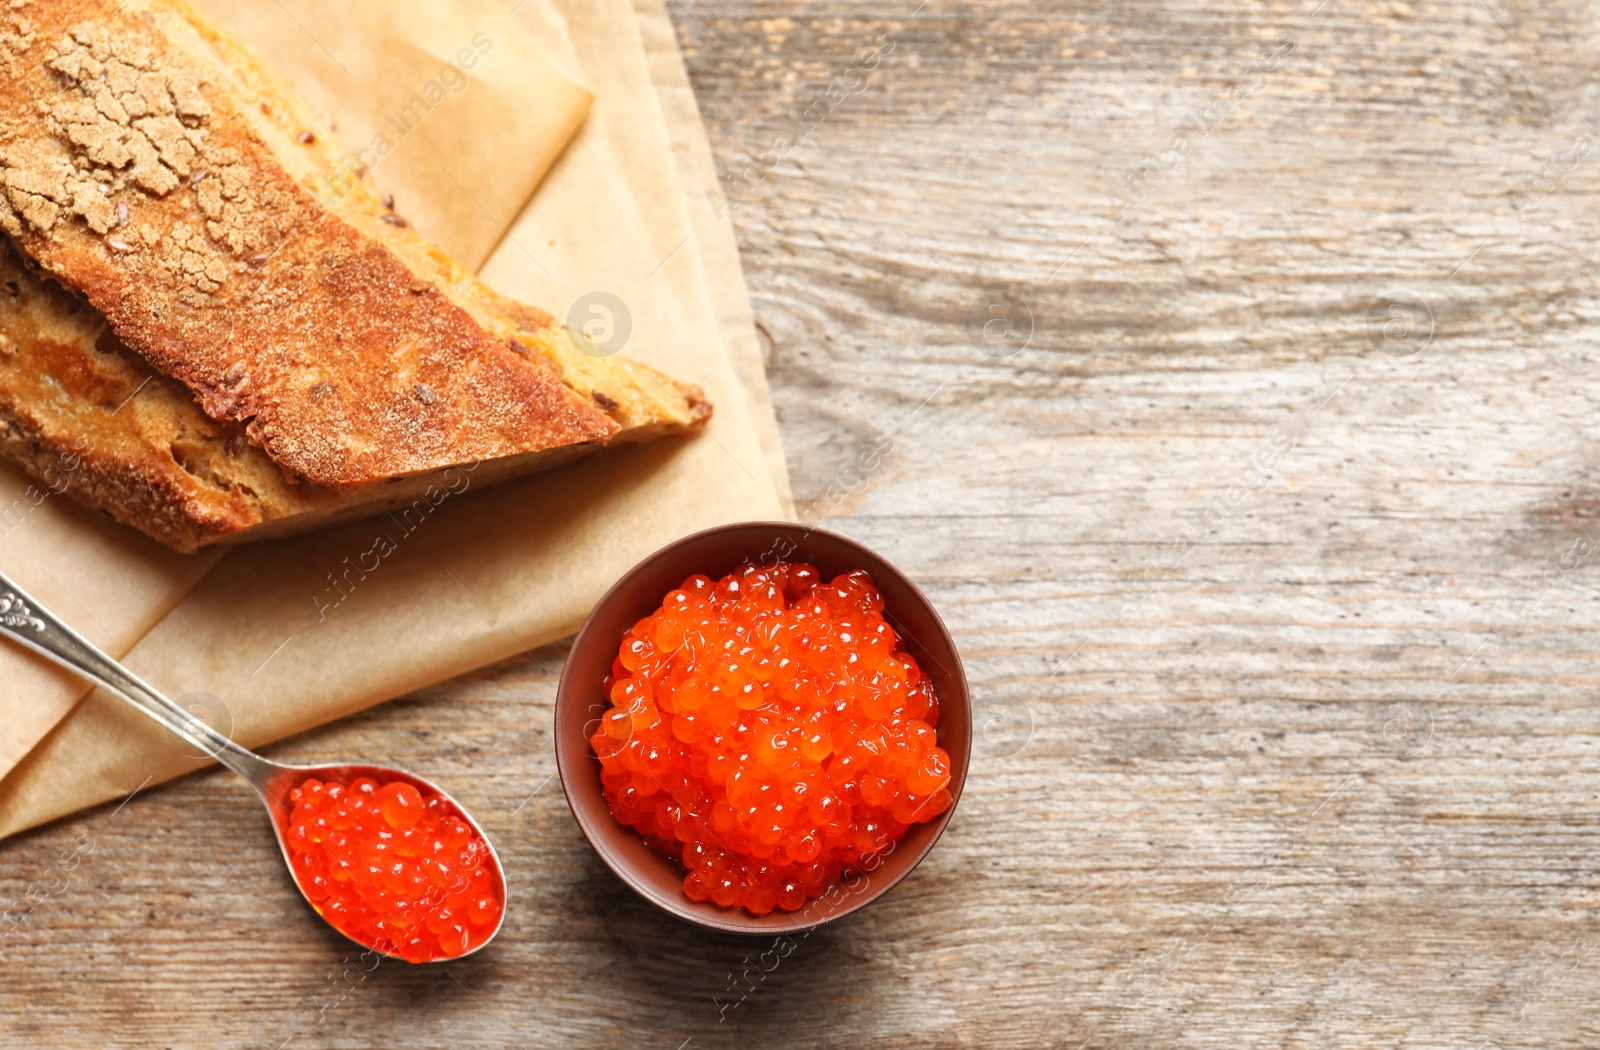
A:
[0, 475, 221, 778]
[0, 0, 789, 837]
[632, 0, 793, 505]
[199, 0, 593, 270]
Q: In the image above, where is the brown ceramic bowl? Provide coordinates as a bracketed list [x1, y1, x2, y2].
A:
[555, 520, 970, 935]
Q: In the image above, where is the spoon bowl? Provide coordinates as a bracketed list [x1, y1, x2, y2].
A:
[0, 573, 506, 963]
[252, 761, 508, 962]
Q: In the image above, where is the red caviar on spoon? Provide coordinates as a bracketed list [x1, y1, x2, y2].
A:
[284, 775, 505, 964]
[0, 570, 508, 963]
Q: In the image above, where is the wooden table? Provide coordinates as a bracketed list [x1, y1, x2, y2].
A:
[6, 1, 1599, 1046]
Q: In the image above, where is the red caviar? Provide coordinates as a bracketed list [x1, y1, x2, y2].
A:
[284, 775, 502, 963]
[592, 561, 952, 915]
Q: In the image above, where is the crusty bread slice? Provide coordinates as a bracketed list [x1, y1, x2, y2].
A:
[0, 0, 711, 550]
[0, 240, 702, 552]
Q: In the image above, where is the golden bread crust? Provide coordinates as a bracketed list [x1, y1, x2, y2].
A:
[0, 0, 626, 489]
[0, 240, 343, 550]
[0, 238, 711, 552]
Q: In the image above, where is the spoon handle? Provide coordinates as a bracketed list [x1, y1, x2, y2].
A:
[0, 570, 271, 786]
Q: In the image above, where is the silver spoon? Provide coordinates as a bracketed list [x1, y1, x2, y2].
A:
[0, 571, 506, 963]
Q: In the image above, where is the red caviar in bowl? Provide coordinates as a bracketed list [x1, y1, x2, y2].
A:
[284, 776, 502, 963]
[591, 561, 952, 915]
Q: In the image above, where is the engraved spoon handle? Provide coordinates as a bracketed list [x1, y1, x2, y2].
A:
[0, 570, 274, 786]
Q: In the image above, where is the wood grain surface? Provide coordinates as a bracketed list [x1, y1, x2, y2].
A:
[6, 0, 1600, 1046]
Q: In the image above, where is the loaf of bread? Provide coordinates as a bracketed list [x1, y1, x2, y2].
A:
[0, 0, 710, 551]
